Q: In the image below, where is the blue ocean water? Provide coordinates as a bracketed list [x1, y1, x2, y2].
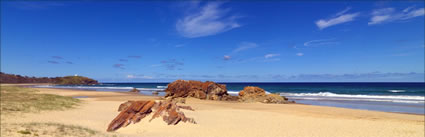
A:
[36, 82, 425, 114]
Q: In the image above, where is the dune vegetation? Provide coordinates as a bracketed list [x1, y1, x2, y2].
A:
[0, 86, 108, 137]
[0, 86, 80, 115]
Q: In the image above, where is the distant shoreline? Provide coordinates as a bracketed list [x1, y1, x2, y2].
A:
[10, 83, 424, 115]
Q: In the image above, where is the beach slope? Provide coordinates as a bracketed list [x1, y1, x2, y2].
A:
[1, 86, 424, 137]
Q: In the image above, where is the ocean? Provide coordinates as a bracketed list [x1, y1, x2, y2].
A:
[36, 82, 425, 114]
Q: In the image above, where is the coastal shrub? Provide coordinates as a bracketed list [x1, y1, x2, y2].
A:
[0, 72, 99, 85]
[54, 76, 99, 85]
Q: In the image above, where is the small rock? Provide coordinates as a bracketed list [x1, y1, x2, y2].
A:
[152, 91, 159, 95]
[238, 86, 294, 104]
[129, 88, 139, 93]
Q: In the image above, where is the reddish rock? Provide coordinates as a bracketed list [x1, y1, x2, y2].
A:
[238, 86, 266, 97]
[165, 80, 230, 101]
[206, 83, 228, 100]
[238, 86, 293, 104]
[107, 100, 155, 132]
[152, 91, 159, 95]
[117, 101, 134, 111]
[129, 88, 139, 93]
[107, 100, 195, 132]
[149, 101, 196, 125]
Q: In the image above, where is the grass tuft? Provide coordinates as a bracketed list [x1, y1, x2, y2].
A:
[0, 86, 80, 115]
[2, 122, 100, 137]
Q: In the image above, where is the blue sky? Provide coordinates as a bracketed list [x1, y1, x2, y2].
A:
[1, 1, 424, 82]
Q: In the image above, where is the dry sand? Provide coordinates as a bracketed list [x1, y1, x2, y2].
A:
[2, 86, 424, 137]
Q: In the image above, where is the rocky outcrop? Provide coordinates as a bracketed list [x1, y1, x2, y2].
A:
[152, 91, 159, 95]
[107, 100, 195, 132]
[165, 80, 231, 101]
[129, 88, 139, 93]
[238, 86, 267, 98]
[238, 86, 293, 104]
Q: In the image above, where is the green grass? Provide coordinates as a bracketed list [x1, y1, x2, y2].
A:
[0, 86, 80, 115]
[1, 122, 99, 137]
[0, 86, 121, 137]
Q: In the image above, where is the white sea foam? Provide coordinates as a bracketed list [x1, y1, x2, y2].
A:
[388, 90, 406, 93]
[281, 92, 425, 104]
[289, 97, 425, 104]
[227, 91, 240, 95]
[227, 91, 271, 95]
[157, 86, 168, 89]
[136, 88, 165, 91]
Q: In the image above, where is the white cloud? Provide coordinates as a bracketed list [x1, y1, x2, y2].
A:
[304, 39, 338, 47]
[176, 2, 240, 38]
[264, 58, 280, 62]
[336, 7, 352, 16]
[175, 44, 185, 48]
[315, 7, 360, 30]
[368, 7, 425, 25]
[233, 42, 258, 53]
[222, 42, 258, 62]
[296, 53, 304, 56]
[264, 54, 280, 59]
[127, 74, 153, 79]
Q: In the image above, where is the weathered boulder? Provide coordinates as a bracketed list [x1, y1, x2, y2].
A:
[152, 91, 159, 95]
[262, 94, 293, 104]
[238, 86, 293, 104]
[165, 80, 231, 101]
[129, 88, 139, 93]
[107, 100, 156, 132]
[238, 86, 266, 97]
[117, 101, 134, 111]
[206, 83, 228, 100]
[107, 100, 195, 132]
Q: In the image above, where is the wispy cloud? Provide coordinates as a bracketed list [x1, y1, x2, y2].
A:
[392, 52, 414, 57]
[113, 64, 125, 69]
[119, 59, 128, 62]
[296, 53, 304, 56]
[304, 39, 339, 47]
[175, 44, 185, 48]
[128, 55, 142, 59]
[160, 59, 184, 70]
[223, 55, 231, 61]
[264, 54, 280, 59]
[176, 2, 240, 38]
[368, 6, 425, 25]
[150, 64, 162, 67]
[233, 42, 258, 53]
[65, 61, 73, 64]
[263, 58, 280, 62]
[127, 74, 153, 79]
[10, 2, 65, 10]
[51, 56, 63, 59]
[222, 42, 258, 62]
[272, 72, 424, 82]
[316, 7, 360, 30]
[47, 61, 59, 64]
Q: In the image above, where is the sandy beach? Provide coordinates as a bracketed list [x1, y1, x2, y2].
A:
[0, 85, 423, 137]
